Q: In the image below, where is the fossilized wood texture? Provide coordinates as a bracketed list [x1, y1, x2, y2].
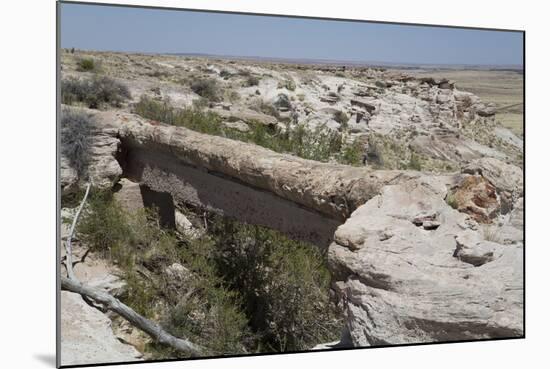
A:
[328, 175, 524, 346]
[114, 112, 406, 222]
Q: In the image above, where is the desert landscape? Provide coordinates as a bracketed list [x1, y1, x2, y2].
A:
[59, 49, 524, 366]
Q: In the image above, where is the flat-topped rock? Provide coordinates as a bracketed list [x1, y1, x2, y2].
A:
[112, 111, 410, 220]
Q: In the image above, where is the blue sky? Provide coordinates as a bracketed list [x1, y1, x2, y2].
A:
[60, 2, 523, 66]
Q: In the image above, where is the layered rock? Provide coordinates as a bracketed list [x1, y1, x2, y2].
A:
[328, 175, 523, 346]
[113, 111, 406, 221]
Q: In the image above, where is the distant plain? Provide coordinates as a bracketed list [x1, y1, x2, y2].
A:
[402, 69, 524, 136]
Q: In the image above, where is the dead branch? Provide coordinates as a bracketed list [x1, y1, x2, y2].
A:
[64, 182, 91, 280]
[61, 276, 203, 356]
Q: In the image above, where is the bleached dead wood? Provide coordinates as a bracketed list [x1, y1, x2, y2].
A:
[61, 276, 203, 356]
[64, 182, 91, 280]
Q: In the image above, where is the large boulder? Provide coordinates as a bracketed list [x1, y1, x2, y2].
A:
[463, 157, 524, 214]
[328, 176, 523, 346]
[448, 175, 500, 224]
[463, 157, 523, 197]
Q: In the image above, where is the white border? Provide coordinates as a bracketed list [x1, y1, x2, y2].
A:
[1, 1, 547, 368]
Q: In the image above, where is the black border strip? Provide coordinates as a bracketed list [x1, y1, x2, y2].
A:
[56, 1, 526, 368]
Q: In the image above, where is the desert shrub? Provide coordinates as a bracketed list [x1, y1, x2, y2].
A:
[333, 110, 349, 125]
[408, 152, 422, 171]
[224, 90, 241, 103]
[219, 69, 232, 79]
[61, 76, 131, 109]
[249, 99, 280, 118]
[245, 75, 260, 87]
[273, 93, 292, 110]
[208, 217, 342, 352]
[147, 69, 170, 79]
[163, 234, 252, 356]
[284, 124, 342, 162]
[277, 79, 296, 91]
[76, 57, 97, 72]
[446, 192, 459, 209]
[77, 190, 132, 258]
[338, 139, 364, 166]
[76, 185, 343, 356]
[61, 107, 93, 178]
[190, 78, 221, 102]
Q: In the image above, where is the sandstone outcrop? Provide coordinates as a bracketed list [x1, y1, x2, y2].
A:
[328, 175, 523, 346]
[113, 111, 407, 221]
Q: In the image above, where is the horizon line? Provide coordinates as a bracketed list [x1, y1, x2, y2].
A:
[64, 48, 524, 70]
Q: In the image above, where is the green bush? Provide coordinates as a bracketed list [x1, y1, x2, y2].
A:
[190, 78, 221, 102]
[277, 79, 296, 91]
[219, 69, 232, 79]
[135, 96, 223, 135]
[249, 99, 280, 118]
[338, 139, 364, 166]
[273, 93, 292, 110]
[446, 192, 459, 209]
[333, 110, 349, 125]
[408, 152, 422, 171]
[245, 75, 261, 87]
[208, 216, 342, 352]
[61, 76, 131, 109]
[61, 107, 93, 178]
[76, 57, 97, 72]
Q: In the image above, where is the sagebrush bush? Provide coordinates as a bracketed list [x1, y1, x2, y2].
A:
[76, 57, 97, 72]
[245, 75, 260, 87]
[61, 107, 93, 178]
[61, 76, 131, 109]
[408, 152, 422, 170]
[249, 99, 280, 118]
[277, 79, 296, 91]
[190, 78, 221, 102]
[208, 216, 342, 352]
[273, 93, 292, 110]
[333, 110, 349, 125]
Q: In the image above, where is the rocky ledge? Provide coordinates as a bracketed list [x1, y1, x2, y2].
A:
[329, 169, 523, 345]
